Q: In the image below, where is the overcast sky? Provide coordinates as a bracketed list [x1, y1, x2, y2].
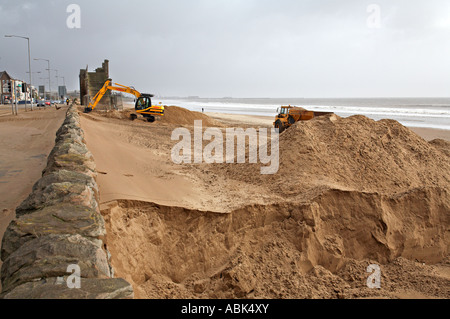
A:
[0, 0, 449, 98]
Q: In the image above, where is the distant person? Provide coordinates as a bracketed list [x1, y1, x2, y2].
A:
[202, 108, 204, 113]
[66, 98, 70, 106]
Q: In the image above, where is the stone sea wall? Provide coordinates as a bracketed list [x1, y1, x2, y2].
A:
[0, 106, 133, 299]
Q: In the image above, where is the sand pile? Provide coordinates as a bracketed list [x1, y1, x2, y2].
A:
[221, 114, 450, 196]
[281, 115, 449, 192]
[159, 106, 218, 126]
[102, 106, 218, 126]
[89, 113, 449, 299]
[101, 109, 133, 120]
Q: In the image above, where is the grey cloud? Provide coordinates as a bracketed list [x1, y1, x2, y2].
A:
[0, 0, 449, 97]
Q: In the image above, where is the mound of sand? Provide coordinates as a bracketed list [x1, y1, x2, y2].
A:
[280, 115, 450, 193]
[101, 109, 132, 120]
[102, 106, 218, 127]
[159, 106, 218, 126]
[89, 113, 449, 299]
[222, 114, 450, 196]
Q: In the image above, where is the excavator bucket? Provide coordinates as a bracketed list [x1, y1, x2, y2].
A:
[84, 107, 93, 113]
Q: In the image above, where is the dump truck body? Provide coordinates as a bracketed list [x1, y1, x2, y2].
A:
[274, 106, 333, 133]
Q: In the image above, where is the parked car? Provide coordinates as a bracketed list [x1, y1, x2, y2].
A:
[37, 101, 51, 107]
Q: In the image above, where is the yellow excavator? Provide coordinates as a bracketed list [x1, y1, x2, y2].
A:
[84, 79, 165, 123]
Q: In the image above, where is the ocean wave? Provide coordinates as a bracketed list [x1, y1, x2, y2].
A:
[150, 99, 450, 130]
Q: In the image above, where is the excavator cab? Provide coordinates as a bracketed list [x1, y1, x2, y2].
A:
[135, 95, 152, 111]
[134, 94, 165, 123]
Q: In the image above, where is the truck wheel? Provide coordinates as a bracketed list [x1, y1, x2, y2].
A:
[275, 120, 285, 133]
[147, 116, 155, 123]
[288, 116, 296, 125]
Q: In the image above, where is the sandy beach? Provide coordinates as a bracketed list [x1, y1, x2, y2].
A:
[75, 107, 449, 299]
[10, 107, 450, 235]
[3, 0, 450, 304]
[1, 105, 448, 298]
[408, 127, 450, 141]
[0, 105, 449, 298]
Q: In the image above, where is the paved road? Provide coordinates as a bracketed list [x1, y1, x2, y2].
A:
[0, 106, 68, 291]
[0, 104, 63, 117]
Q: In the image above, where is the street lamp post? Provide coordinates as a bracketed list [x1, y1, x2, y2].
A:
[56, 70, 59, 99]
[34, 58, 50, 101]
[5, 35, 34, 111]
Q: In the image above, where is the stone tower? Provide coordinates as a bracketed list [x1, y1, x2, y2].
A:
[79, 59, 110, 109]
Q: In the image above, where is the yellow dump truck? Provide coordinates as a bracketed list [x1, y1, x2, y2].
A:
[274, 106, 333, 133]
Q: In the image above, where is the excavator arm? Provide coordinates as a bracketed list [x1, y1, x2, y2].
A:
[83, 80, 165, 122]
[84, 80, 142, 112]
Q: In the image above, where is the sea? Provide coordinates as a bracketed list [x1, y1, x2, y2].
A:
[148, 97, 450, 131]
